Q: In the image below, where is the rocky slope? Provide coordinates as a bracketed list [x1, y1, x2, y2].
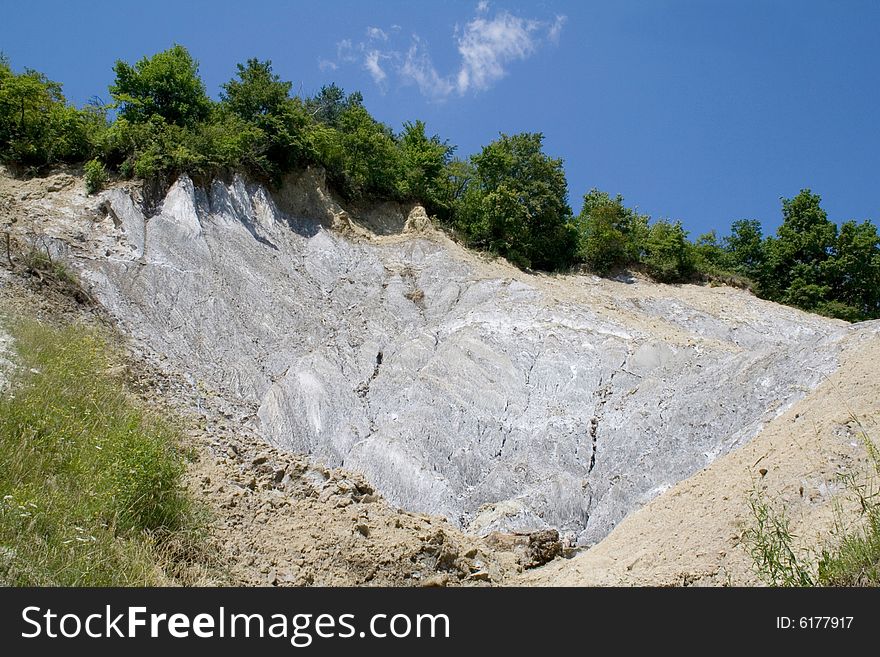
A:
[2, 166, 876, 586]
[523, 322, 880, 585]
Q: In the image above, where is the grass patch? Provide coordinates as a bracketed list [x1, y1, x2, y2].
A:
[0, 318, 206, 585]
[744, 420, 880, 587]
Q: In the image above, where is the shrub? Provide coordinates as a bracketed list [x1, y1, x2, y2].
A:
[84, 157, 107, 194]
[642, 219, 695, 283]
[576, 189, 648, 275]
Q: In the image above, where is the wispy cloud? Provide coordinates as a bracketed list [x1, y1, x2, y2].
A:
[366, 26, 388, 42]
[401, 37, 455, 99]
[319, 3, 566, 100]
[548, 15, 567, 44]
[455, 12, 541, 94]
[364, 50, 387, 86]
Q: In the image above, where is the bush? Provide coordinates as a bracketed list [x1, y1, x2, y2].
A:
[642, 219, 695, 283]
[84, 157, 107, 194]
[575, 189, 647, 275]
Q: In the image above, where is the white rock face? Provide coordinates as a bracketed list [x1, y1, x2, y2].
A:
[68, 173, 849, 544]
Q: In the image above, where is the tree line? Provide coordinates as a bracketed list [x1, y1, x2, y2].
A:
[1, 46, 877, 321]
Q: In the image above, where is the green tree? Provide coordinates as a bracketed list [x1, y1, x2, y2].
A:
[724, 219, 765, 279]
[396, 120, 453, 217]
[693, 230, 731, 272]
[219, 58, 313, 179]
[642, 219, 695, 283]
[575, 189, 648, 274]
[110, 45, 211, 127]
[822, 220, 880, 320]
[221, 58, 291, 121]
[305, 84, 363, 128]
[0, 58, 91, 167]
[761, 189, 837, 309]
[456, 132, 575, 270]
[313, 103, 400, 200]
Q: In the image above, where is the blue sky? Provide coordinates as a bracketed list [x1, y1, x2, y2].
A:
[2, 0, 878, 236]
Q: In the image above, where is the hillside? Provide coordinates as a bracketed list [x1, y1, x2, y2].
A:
[1, 166, 877, 585]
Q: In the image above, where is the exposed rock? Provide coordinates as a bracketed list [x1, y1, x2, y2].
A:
[526, 529, 563, 568]
[403, 206, 431, 233]
[0, 168, 856, 551]
[484, 529, 562, 568]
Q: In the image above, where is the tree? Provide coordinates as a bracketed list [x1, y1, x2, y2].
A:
[110, 45, 211, 127]
[221, 58, 291, 121]
[305, 84, 363, 128]
[723, 219, 765, 279]
[396, 120, 453, 217]
[692, 230, 735, 275]
[313, 103, 400, 200]
[642, 219, 695, 283]
[823, 220, 880, 320]
[456, 132, 575, 270]
[760, 189, 837, 309]
[219, 58, 313, 178]
[0, 58, 91, 167]
[575, 189, 648, 274]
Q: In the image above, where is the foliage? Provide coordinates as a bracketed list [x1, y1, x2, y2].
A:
[724, 219, 765, 279]
[0, 319, 203, 585]
[397, 120, 454, 218]
[824, 220, 880, 321]
[753, 190, 880, 320]
[640, 220, 695, 283]
[0, 57, 93, 169]
[313, 103, 401, 201]
[2, 48, 880, 316]
[110, 45, 211, 128]
[220, 58, 314, 180]
[575, 189, 647, 275]
[304, 83, 364, 128]
[84, 157, 107, 194]
[455, 132, 575, 270]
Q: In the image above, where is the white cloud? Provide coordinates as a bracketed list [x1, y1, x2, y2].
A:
[336, 39, 357, 63]
[364, 50, 387, 85]
[548, 15, 567, 44]
[367, 26, 388, 41]
[320, 4, 566, 100]
[455, 12, 540, 94]
[401, 37, 455, 99]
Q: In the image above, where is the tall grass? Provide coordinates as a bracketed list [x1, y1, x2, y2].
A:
[744, 419, 880, 587]
[0, 319, 204, 585]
